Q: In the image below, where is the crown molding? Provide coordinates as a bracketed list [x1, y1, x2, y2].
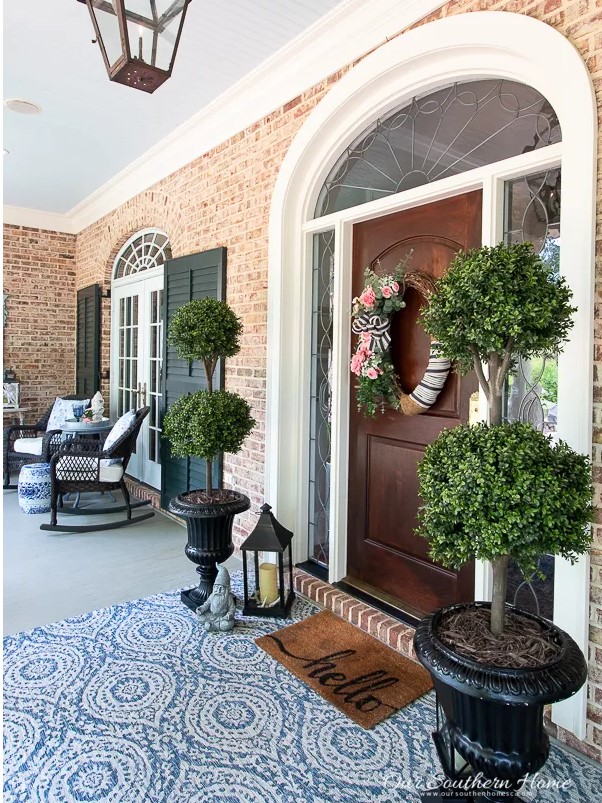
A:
[3, 205, 77, 234]
[4, 0, 446, 235]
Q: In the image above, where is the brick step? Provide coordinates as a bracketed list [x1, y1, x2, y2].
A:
[293, 567, 417, 661]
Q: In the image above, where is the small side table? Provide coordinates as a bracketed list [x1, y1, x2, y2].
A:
[18, 463, 52, 514]
[59, 418, 114, 508]
[61, 418, 113, 440]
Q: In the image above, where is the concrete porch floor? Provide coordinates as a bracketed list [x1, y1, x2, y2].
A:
[2, 485, 241, 635]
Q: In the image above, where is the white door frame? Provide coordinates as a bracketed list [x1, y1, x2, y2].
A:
[110, 265, 165, 488]
[266, 12, 596, 738]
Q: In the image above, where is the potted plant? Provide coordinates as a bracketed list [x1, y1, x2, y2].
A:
[412, 243, 593, 794]
[163, 297, 255, 610]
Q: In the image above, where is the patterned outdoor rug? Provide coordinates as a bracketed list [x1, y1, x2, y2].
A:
[4, 575, 602, 803]
[257, 610, 432, 728]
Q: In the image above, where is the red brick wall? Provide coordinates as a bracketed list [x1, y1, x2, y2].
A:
[5, 0, 602, 762]
[3, 226, 77, 421]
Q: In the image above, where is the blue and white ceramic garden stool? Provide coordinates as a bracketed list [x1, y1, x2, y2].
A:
[18, 463, 52, 514]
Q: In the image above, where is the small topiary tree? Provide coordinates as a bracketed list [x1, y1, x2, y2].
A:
[163, 298, 255, 499]
[417, 422, 593, 634]
[418, 241, 591, 635]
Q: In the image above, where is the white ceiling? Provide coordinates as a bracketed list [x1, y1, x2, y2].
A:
[3, 0, 345, 214]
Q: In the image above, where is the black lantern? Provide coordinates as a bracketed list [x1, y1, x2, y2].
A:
[241, 503, 295, 618]
[77, 1, 192, 94]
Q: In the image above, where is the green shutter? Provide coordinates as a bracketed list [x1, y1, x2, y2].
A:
[76, 284, 101, 397]
[160, 248, 226, 509]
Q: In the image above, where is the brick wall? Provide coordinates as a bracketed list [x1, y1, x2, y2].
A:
[3, 226, 77, 421]
[4, 0, 602, 763]
[74, 86, 340, 547]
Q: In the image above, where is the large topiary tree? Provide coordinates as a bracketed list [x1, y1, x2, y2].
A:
[163, 298, 255, 498]
[418, 242, 591, 635]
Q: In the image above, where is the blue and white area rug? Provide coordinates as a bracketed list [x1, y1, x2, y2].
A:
[4, 577, 602, 803]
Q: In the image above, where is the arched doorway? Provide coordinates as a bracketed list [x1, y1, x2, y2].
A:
[267, 11, 596, 736]
[110, 228, 172, 488]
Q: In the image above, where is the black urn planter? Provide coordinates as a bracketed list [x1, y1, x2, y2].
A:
[414, 602, 587, 802]
[168, 490, 250, 610]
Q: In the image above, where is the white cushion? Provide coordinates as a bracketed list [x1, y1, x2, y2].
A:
[103, 409, 136, 453]
[47, 398, 89, 431]
[55, 457, 124, 483]
[14, 436, 44, 456]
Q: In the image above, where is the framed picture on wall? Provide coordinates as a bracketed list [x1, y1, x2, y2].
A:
[3, 383, 20, 409]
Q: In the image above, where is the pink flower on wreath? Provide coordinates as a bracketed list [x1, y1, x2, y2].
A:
[359, 288, 376, 308]
[361, 331, 371, 344]
[366, 367, 379, 380]
[381, 285, 392, 299]
[350, 353, 365, 375]
[391, 281, 400, 293]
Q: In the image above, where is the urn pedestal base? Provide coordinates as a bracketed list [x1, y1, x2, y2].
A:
[414, 602, 587, 803]
[168, 490, 250, 610]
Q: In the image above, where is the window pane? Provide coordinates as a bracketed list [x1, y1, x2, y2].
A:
[307, 230, 335, 567]
[502, 167, 561, 622]
[316, 80, 561, 218]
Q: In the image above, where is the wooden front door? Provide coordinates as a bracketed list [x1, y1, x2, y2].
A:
[347, 191, 482, 617]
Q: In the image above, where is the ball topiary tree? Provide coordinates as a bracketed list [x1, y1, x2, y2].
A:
[163, 298, 255, 499]
[418, 241, 590, 635]
[417, 422, 593, 635]
[420, 242, 575, 426]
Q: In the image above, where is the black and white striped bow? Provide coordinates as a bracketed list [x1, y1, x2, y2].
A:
[352, 313, 391, 352]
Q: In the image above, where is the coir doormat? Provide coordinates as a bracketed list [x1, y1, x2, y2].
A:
[256, 609, 432, 728]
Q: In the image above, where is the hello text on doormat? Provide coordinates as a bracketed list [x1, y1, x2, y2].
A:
[256, 610, 432, 728]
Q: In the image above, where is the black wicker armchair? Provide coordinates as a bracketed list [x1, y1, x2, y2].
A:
[3, 395, 90, 489]
[40, 406, 154, 533]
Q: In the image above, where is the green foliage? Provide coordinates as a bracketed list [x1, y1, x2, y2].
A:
[167, 298, 242, 363]
[350, 263, 406, 416]
[416, 422, 593, 579]
[354, 357, 401, 417]
[420, 243, 576, 374]
[163, 390, 255, 462]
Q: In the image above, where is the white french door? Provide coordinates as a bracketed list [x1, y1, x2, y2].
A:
[111, 269, 164, 488]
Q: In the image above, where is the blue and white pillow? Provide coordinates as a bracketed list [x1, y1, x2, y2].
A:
[47, 397, 89, 431]
[103, 409, 136, 455]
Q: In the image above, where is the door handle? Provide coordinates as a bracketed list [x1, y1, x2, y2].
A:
[136, 382, 147, 407]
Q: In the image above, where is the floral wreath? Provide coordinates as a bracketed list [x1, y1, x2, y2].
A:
[350, 264, 451, 417]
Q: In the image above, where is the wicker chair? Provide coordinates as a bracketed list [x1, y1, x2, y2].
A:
[3, 395, 90, 489]
[40, 407, 154, 533]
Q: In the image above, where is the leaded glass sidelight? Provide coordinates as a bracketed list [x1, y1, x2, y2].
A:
[308, 231, 335, 566]
[502, 167, 562, 621]
[315, 80, 561, 218]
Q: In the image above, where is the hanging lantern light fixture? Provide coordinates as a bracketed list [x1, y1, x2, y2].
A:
[77, 1, 192, 94]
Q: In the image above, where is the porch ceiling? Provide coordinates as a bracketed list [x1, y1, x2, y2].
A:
[3, 0, 344, 215]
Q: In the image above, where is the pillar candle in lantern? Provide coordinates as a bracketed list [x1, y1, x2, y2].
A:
[258, 562, 278, 605]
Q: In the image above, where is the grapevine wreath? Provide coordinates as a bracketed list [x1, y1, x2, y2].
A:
[350, 265, 451, 417]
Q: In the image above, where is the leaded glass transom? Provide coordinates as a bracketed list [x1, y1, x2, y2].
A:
[315, 79, 561, 218]
[113, 229, 172, 280]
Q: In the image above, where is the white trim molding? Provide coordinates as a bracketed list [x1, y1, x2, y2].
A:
[2, 0, 447, 235]
[3, 205, 78, 235]
[267, 11, 596, 739]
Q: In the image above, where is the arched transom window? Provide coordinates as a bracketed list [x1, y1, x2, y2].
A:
[315, 79, 561, 218]
[113, 228, 172, 280]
